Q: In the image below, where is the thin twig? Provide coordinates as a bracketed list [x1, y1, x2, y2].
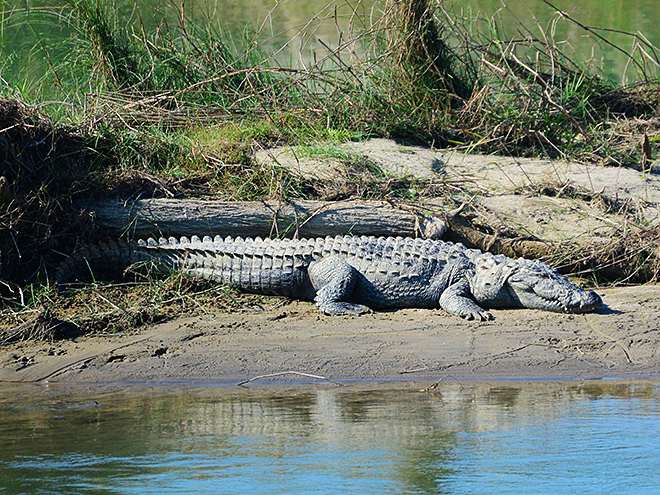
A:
[237, 371, 343, 386]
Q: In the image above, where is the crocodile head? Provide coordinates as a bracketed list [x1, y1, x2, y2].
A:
[470, 255, 603, 313]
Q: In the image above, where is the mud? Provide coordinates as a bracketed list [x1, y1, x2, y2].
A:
[1, 285, 659, 385]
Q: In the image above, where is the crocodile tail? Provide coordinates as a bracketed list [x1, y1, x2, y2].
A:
[54, 240, 149, 290]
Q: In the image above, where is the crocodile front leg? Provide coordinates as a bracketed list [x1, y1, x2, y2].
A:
[439, 280, 493, 321]
[308, 257, 371, 315]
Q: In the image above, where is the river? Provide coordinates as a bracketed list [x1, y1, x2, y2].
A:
[2, 0, 659, 88]
[1, 380, 659, 494]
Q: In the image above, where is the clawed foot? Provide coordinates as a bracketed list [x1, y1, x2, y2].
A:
[462, 309, 493, 321]
[315, 301, 371, 316]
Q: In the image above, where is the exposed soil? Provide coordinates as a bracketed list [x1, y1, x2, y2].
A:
[255, 138, 660, 280]
[1, 284, 659, 384]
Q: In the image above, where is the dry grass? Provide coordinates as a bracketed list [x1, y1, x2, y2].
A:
[0, 275, 287, 344]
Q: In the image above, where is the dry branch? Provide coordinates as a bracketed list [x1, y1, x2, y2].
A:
[236, 371, 343, 386]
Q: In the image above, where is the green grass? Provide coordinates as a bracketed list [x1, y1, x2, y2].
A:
[4, 0, 659, 163]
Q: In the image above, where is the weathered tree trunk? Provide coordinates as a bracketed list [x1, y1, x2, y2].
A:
[446, 215, 552, 260]
[74, 198, 575, 272]
[78, 198, 448, 240]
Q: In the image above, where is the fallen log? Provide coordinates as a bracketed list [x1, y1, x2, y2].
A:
[78, 198, 449, 240]
[73, 197, 598, 276]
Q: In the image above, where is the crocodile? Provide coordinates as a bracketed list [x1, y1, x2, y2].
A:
[55, 235, 603, 320]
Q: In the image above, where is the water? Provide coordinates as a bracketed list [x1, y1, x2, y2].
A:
[453, 0, 660, 82]
[2, 0, 660, 93]
[1, 380, 659, 494]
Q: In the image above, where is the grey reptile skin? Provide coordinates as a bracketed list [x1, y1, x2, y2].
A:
[55, 235, 603, 320]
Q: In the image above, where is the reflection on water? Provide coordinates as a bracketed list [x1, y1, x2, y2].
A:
[0, 380, 659, 494]
[3, 0, 660, 90]
[451, 0, 660, 82]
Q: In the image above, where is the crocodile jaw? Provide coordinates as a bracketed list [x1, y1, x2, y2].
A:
[505, 265, 603, 314]
[471, 257, 603, 314]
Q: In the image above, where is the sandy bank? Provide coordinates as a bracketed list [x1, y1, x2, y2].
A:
[1, 285, 659, 385]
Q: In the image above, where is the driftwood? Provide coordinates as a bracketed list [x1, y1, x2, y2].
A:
[447, 215, 552, 260]
[77, 198, 561, 263]
[78, 198, 450, 240]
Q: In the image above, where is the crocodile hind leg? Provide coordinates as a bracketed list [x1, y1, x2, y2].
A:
[308, 257, 370, 315]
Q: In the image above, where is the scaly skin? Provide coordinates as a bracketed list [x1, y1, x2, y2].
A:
[55, 235, 603, 320]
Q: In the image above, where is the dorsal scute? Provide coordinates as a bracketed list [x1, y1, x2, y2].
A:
[283, 244, 296, 267]
[136, 234, 458, 263]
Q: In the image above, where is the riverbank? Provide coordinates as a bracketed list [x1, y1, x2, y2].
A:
[4, 137, 660, 385]
[1, 284, 658, 384]
[3, 128, 660, 384]
[2, 0, 660, 385]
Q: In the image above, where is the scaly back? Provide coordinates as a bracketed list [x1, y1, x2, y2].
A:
[55, 235, 474, 297]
